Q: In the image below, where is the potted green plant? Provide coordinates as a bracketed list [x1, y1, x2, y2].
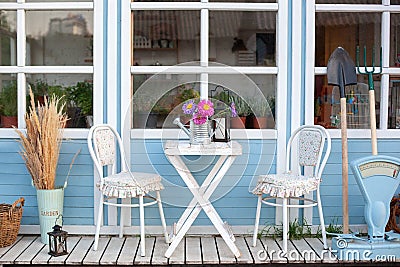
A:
[230, 95, 249, 128]
[0, 81, 18, 128]
[31, 79, 49, 105]
[251, 96, 275, 129]
[133, 95, 157, 128]
[14, 89, 68, 244]
[65, 81, 93, 127]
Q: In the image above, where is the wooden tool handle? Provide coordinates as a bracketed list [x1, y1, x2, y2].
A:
[369, 90, 378, 155]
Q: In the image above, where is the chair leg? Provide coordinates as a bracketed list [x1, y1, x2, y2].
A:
[317, 189, 328, 249]
[119, 206, 124, 238]
[139, 195, 145, 257]
[156, 191, 169, 243]
[282, 198, 288, 254]
[94, 195, 104, 251]
[252, 194, 263, 247]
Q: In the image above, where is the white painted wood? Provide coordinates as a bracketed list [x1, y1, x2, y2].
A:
[380, 10, 390, 130]
[232, 237, 252, 264]
[82, 237, 110, 265]
[305, 0, 316, 127]
[130, 65, 278, 74]
[100, 237, 124, 265]
[133, 237, 154, 265]
[200, 236, 219, 264]
[286, 240, 303, 263]
[167, 237, 184, 265]
[260, 237, 286, 263]
[245, 236, 267, 264]
[0, 235, 35, 264]
[215, 237, 236, 264]
[0, 2, 93, 9]
[151, 237, 168, 265]
[65, 236, 94, 265]
[131, 2, 278, 11]
[164, 141, 242, 156]
[116, 236, 139, 265]
[47, 236, 81, 265]
[305, 237, 338, 263]
[316, 4, 393, 12]
[0, 236, 22, 258]
[185, 237, 201, 264]
[13, 236, 44, 264]
[275, 0, 289, 226]
[131, 128, 277, 139]
[291, 238, 319, 263]
[30, 240, 52, 264]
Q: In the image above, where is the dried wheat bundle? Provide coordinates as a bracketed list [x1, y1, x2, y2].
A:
[15, 89, 68, 190]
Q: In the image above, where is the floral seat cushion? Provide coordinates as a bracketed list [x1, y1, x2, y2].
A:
[100, 171, 164, 198]
[252, 173, 320, 198]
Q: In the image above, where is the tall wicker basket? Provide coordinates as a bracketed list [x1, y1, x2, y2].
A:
[0, 198, 24, 248]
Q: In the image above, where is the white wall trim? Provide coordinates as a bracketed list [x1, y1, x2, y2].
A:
[131, 2, 278, 11]
[130, 66, 278, 75]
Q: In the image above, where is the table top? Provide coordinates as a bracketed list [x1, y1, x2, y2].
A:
[164, 140, 242, 156]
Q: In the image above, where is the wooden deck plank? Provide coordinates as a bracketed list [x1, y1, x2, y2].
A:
[48, 236, 81, 265]
[133, 237, 155, 265]
[290, 238, 318, 263]
[261, 237, 287, 263]
[305, 237, 338, 263]
[168, 236, 184, 265]
[82, 236, 110, 265]
[215, 237, 236, 264]
[0, 235, 36, 264]
[200, 236, 218, 264]
[116, 236, 139, 265]
[0, 236, 23, 258]
[30, 238, 52, 264]
[14, 236, 45, 264]
[100, 237, 125, 265]
[65, 236, 93, 265]
[185, 237, 201, 264]
[234, 237, 253, 264]
[244, 237, 267, 264]
[151, 236, 169, 265]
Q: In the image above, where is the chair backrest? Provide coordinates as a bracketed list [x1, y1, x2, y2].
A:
[87, 124, 128, 178]
[285, 125, 331, 178]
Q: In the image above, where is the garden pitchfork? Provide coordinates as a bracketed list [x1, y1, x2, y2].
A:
[356, 46, 382, 156]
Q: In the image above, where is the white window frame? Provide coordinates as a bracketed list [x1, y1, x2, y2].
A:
[305, 0, 400, 139]
[0, 0, 102, 139]
[124, 0, 287, 142]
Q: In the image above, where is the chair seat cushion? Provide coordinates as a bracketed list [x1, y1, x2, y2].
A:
[252, 173, 320, 198]
[100, 171, 164, 198]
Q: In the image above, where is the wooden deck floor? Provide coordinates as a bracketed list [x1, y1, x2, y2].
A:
[0, 235, 396, 266]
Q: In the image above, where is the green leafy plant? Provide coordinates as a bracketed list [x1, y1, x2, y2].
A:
[66, 81, 93, 116]
[258, 219, 316, 240]
[325, 217, 343, 235]
[31, 79, 48, 96]
[252, 98, 269, 117]
[178, 86, 200, 103]
[0, 80, 17, 116]
[231, 95, 250, 117]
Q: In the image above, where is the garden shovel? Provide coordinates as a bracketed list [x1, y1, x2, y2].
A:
[327, 47, 357, 234]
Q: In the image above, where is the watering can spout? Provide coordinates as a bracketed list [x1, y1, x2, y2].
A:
[173, 117, 191, 137]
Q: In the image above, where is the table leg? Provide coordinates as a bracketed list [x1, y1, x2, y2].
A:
[165, 155, 241, 258]
[174, 156, 228, 233]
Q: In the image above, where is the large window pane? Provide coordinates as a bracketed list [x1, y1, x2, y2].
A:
[26, 11, 93, 66]
[133, 11, 199, 66]
[0, 74, 17, 128]
[26, 74, 93, 128]
[390, 14, 400, 67]
[0, 11, 16, 66]
[209, 11, 276, 66]
[389, 77, 400, 129]
[315, 12, 381, 67]
[314, 75, 381, 129]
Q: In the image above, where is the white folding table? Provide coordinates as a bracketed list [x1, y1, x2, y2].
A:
[163, 140, 242, 258]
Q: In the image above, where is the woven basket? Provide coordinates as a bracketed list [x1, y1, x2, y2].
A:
[0, 198, 24, 248]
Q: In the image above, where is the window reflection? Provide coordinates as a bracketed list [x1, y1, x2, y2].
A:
[0, 74, 17, 128]
[26, 11, 93, 66]
[0, 11, 16, 66]
[210, 11, 276, 66]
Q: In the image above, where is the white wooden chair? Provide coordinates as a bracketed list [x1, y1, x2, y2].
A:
[87, 124, 169, 256]
[252, 125, 331, 253]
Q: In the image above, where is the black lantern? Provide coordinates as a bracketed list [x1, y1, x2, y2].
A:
[210, 85, 231, 142]
[212, 116, 230, 142]
[48, 224, 68, 256]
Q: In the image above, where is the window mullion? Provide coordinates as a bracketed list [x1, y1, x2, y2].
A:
[200, 8, 209, 99]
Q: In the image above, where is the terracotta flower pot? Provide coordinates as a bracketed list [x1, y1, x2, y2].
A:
[1, 115, 18, 128]
[230, 116, 246, 129]
[253, 117, 267, 129]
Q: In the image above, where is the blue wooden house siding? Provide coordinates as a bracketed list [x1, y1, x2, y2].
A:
[1, 137, 399, 228]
